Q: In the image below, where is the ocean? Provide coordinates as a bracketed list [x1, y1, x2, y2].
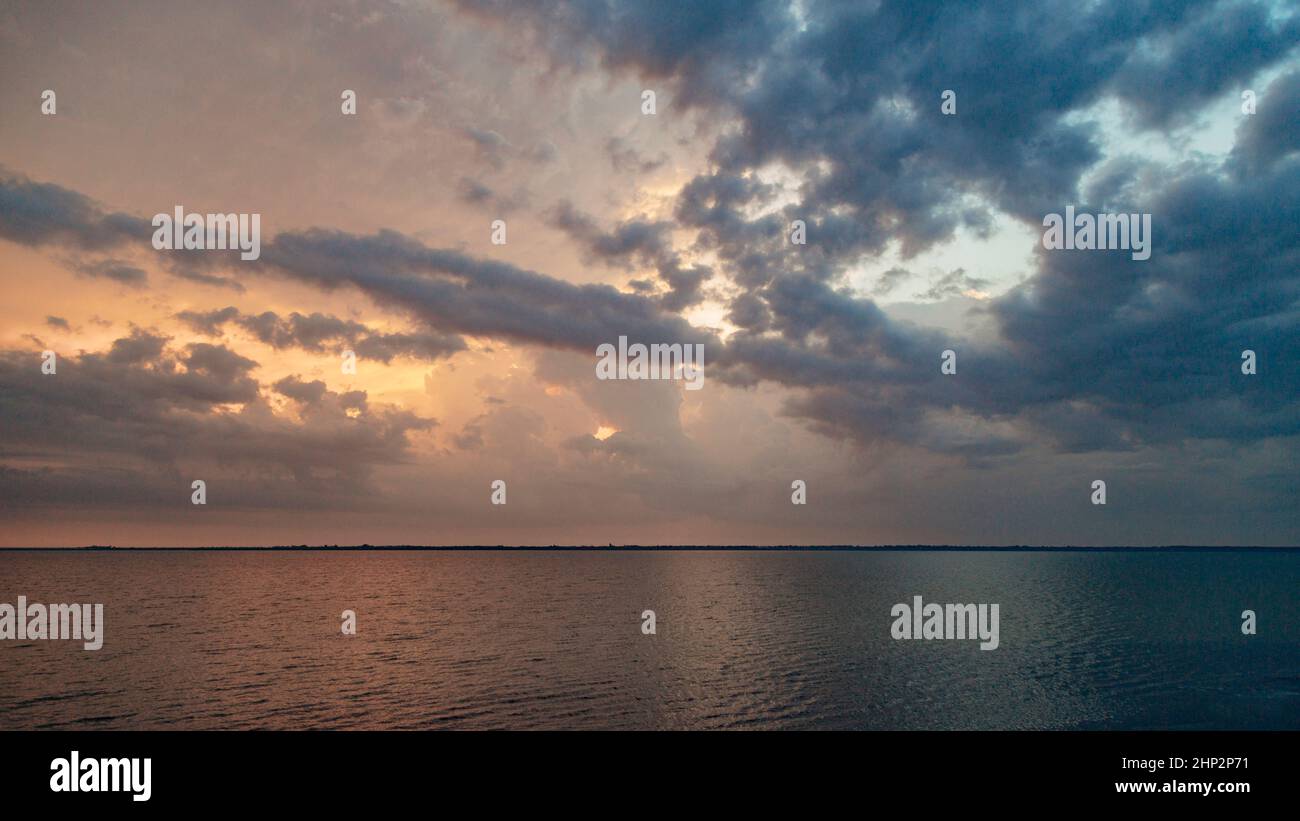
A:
[1, 549, 1296, 730]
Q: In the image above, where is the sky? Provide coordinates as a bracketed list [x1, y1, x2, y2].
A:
[0, 0, 1297, 546]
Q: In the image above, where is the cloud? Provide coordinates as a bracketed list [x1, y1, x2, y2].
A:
[463, 126, 557, 169]
[106, 328, 171, 365]
[0, 169, 150, 251]
[447, 0, 1300, 458]
[255, 226, 713, 351]
[605, 136, 667, 174]
[1230, 68, 1300, 175]
[67, 257, 149, 287]
[1110, 2, 1300, 129]
[170, 267, 246, 292]
[547, 200, 711, 310]
[176, 306, 467, 364]
[0, 167, 711, 366]
[6, 147, 1299, 463]
[915, 268, 992, 301]
[872, 266, 912, 297]
[0, 332, 432, 509]
[455, 177, 528, 213]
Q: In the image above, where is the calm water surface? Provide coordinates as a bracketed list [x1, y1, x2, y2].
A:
[1, 550, 1296, 729]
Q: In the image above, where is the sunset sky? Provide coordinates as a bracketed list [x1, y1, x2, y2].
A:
[1, 0, 1297, 546]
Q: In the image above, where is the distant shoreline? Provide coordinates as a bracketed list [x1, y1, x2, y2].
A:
[0, 545, 1297, 552]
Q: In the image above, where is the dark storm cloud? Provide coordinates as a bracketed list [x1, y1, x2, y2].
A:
[176, 306, 241, 336]
[353, 331, 467, 364]
[707, 274, 1018, 456]
[1110, 1, 1300, 129]
[0, 167, 712, 359]
[1230, 68, 1300, 175]
[0, 333, 432, 509]
[255, 227, 712, 349]
[176, 306, 467, 364]
[548, 200, 711, 310]
[449, 0, 1299, 456]
[273, 375, 329, 405]
[548, 200, 674, 264]
[0, 170, 249, 290]
[460, 0, 1295, 260]
[453, 0, 790, 105]
[0, 169, 150, 251]
[183, 342, 260, 386]
[987, 155, 1300, 449]
[106, 328, 170, 365]
[707, 141, 1300, 454]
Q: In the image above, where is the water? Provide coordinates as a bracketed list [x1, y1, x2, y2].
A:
[1, 549, 1296, 730]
